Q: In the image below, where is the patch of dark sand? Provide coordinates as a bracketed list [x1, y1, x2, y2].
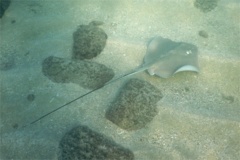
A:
[0, 51, 15, 71]
[42, 56, 114, 89]
[72, 21, 107, 60]
[58, 125, 134, 160]
[194, 0, 218, 13]
[106, 78, 163, 131]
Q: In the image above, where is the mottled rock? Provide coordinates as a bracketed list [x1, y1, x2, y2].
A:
[221, 94, 235, 103]
[106, 78, 163, 131]
[42, 56, 114, 89]
[72, 21, 107, 60]
[58, 125, 134, 160]
[194, 0, 218, 13]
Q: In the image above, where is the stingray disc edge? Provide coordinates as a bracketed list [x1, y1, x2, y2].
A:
[174, 65, 200, 74]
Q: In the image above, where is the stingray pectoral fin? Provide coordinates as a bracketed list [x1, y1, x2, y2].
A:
[174, 65, 200, 74]
[147, 66, 174, 78]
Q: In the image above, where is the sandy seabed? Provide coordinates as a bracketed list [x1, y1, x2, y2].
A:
[0, 0, 240, 159]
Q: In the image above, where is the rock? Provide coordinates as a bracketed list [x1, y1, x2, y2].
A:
[106, 78, 163, 131]
[72, 21, 108, 60]
[42, 56, 114, 89]
[0, 0, 11, 18]
[194, 0, 218, 13]
[58, 125, 134, 160]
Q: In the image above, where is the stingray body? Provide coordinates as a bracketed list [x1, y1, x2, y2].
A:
[145, 36, 199, 78]
[107, 36, 199, 83]
[24, 36, 199, 127]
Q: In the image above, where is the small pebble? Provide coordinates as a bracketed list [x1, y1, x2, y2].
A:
[27, 94, 35, 101]
[59, 125, 134, 160]
[184, 87, 190, 92]
[12, 123, 18, 129]
[198, 30, 208, 38]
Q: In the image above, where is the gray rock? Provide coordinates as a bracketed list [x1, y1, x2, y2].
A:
[58, 125, 134, 160]
[72, 21, 108, 60]
[106, 78, 163, 131]
[42, 56, 114, 89]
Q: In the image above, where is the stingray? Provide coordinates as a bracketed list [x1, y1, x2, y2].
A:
[102, 36, 199, 85]
[23, 36, 199, 127]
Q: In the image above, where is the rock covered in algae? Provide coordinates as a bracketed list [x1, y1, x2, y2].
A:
[42, 56, 114, 89]
[106, 78, 163, 131]
[72, 21, 108, 60]
[58, 125, 134, 160]
[194, 0, 218, 13]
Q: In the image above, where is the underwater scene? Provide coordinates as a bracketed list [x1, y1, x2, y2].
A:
[0, 0, 240, 159]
